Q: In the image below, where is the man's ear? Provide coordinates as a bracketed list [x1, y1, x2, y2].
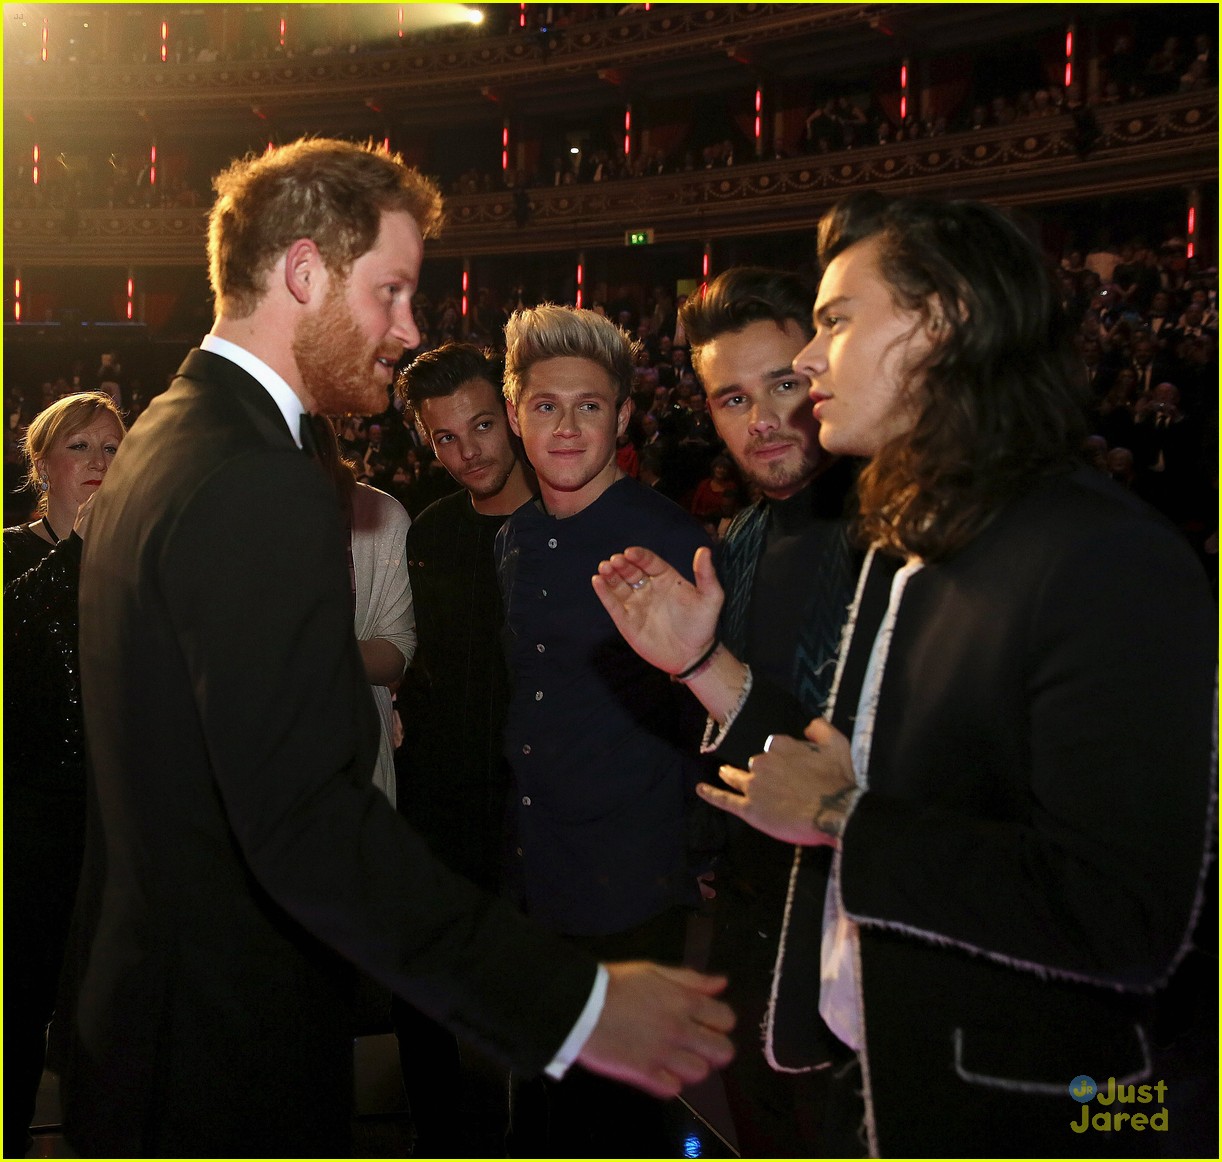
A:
[284, 238, 324, 305]
[506, 397, 522, 438]
[616, 397, 634, 437]
[925, 292, 966, 340]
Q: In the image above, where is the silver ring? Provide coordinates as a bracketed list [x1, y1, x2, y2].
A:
[629, 577, 649, 591]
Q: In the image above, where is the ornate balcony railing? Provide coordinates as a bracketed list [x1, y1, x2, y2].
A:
[2, 4, 882, 122]
[4, 92, 1215, 267]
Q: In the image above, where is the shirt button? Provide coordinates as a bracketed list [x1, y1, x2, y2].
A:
[516, 847, 524, 857]
[535, 690, 543, 701]
[547, 538, 558, 548]
[522, 795, 532, 806]
[522, 744, 531, 755]
[536, 643, 545, 653]
[540, 588, 548, 598]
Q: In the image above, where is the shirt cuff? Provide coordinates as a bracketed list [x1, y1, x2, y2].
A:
[699, 665, 754, 754]
[544, 963, 609, 1080]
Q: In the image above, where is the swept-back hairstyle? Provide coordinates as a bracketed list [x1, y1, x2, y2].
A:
[503, 304, 639, 408]
[23, 391, 127, 515]
[680, 266, 816, 376]
[819, 191, 1086, 561]
[208, 137, 444, 318]
[397, 343, 504, 431]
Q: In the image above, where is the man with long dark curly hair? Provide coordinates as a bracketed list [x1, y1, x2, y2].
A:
[594, 192, 1215, 1157]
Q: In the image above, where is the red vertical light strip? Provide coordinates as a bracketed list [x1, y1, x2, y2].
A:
[279, 18, 286, 48]
[623, 107, 632, 157]
[900, 59, 909, 121]
[32, 145, 40, 186]
[398, 8, 404, 38]
[41, 18, 48, 62]
[519, 3, 527, 29]
[161, 21, 168, 62]
[150, 144, 157, 187]
[127, 276, 135, 321]
[754, 88, 762, 139]
[1065, 26, 1074, 88]
[14, 278, 22, 322]
[576, 262, 583, 309]
[702, 252, 709, 279]
[502, 124, 510, 171]
[383, 136, 390, 152]
[462, 271, 469, 317]
[1187, 206, 1197, 258]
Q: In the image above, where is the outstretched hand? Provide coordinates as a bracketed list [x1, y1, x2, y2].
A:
[696, 718, 858, 846]
[577, 961, 735, 1098]
[592, 545, 724, 675]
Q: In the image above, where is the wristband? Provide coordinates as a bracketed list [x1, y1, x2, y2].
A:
[672, 639, 721, 683]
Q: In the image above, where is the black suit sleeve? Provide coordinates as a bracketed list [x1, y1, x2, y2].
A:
[160, 448, 596, 1072]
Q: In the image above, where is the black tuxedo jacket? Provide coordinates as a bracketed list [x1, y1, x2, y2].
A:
[719, 468, 1214, 1156]
[69, 350, 596, 1156]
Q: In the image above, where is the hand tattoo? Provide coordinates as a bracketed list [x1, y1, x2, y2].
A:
[812, 785, 858, 841]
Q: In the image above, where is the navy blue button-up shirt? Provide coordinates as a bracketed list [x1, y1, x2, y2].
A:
[496, 477, 711, 936]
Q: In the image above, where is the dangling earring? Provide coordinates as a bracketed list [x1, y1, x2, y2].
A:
[38, 478, 49, 493]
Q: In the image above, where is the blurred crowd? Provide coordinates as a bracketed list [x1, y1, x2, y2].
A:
[7, 21, 1212, 211]
[7, 222, 1216, 583]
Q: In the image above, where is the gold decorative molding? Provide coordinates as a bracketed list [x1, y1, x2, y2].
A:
[3, 4, 878, 117]
[5, 94, 1215, 267]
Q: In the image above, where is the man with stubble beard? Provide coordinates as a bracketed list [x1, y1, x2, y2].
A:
[67, 138, 733, 1158]
[665, 267, 863, 1156]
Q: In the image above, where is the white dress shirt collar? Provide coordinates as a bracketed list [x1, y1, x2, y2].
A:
[200, 333, 306, 448]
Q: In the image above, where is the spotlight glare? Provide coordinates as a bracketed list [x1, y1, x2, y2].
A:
[395, 5, 487, 33]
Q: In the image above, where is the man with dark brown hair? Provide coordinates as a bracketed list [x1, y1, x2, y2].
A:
[679, 267, 860, 1155]
[392, 343, 533, 1155]
[596, 192, 1214, 1157]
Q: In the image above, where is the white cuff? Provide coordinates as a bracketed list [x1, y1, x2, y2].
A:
[699, 665, 754, 754]
[544, 963, 609, 1080]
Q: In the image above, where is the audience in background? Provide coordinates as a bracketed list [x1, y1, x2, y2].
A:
[8, 16, 1212, 209]
[5, 226, 1216, 590]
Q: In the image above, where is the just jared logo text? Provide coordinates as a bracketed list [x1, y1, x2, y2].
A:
[1068, 1075, 1169, 1134]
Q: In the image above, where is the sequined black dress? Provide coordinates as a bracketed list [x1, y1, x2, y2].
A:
[3, 528, 87, 1158]
[4, 520, 55, 578]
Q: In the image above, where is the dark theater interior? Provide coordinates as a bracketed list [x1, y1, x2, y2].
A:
[3, 4, 1216, 1158]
